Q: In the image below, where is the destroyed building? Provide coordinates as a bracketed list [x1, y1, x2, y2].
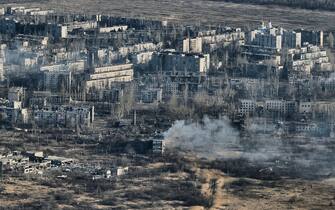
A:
[149, 50, 210, 94]
[33, 105, 94, 128]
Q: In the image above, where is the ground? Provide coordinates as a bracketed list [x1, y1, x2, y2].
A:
[1, 153, 335, 209]
[0, 116, 335, 209]
[3, 0, 335, 31]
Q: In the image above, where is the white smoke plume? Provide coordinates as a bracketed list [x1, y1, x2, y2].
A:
[163, 116, 335, 178]
[163, 116, 283, 161]
[164, 116, 239, 160]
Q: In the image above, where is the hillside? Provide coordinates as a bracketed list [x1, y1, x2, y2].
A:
[211, 0, 335, 11]
[2, 0, 335, 31]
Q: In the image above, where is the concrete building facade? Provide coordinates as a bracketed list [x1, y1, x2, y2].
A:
[85, 64, 134, 91]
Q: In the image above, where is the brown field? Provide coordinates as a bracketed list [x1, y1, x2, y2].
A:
[2, 0, 335, 31]
[0, 120, 334, 209]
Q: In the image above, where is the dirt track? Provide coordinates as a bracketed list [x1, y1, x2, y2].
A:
[2, 0, 335, 31]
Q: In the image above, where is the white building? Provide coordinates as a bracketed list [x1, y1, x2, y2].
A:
[119, 42, 161, 57]
[247, 22, 301, 51]
[0, 8, 5, 16]
[99, 25, 128, 33]
[183, 37, 202, 53]
[201, 28, 245, 45]
[86, 64, 134, 91]
[287, 43, 332, 77]
[66, 21, 98, 32]
[29, 10, 54, 16]
[131, 52, 154, 65]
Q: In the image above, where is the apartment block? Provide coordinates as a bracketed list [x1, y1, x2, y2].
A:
[85, 64, 134, 91]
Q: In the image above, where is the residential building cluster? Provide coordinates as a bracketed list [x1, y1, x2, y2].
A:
[0, 7, 333, 137]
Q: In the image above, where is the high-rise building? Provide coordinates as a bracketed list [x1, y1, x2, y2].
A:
[247, 21, 302, 51]
[283, 30, 301, 48]
[183, 37, 202, 53]
[150, 50, 210, 93]
[299, 30, 324, 47]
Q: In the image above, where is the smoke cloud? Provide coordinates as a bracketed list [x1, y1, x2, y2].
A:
[164, 116, 240, 160]
[164, 116, 284, 161]
[163, 116, 335, 178]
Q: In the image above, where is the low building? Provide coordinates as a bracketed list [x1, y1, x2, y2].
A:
[152, 139, 165, 155]
[99, 25, 128, 33]
[137, 88, 162, 104]
[66, 21, 98, 32]
[298, 101, 313, 113]
[116, 166, 129, 176]
[28, 10, 54, 16]
[119, 42, 160, 57]
[1, 150, 74, 175]
[238, 99, 297, 116]
[46, 156, 74, 167]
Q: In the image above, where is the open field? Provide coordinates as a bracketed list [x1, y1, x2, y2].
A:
[1, 125, 335, 209]
[3, 0, 335, 31]
[210, 0, 335, 11]
[1, 153, 335, 209]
